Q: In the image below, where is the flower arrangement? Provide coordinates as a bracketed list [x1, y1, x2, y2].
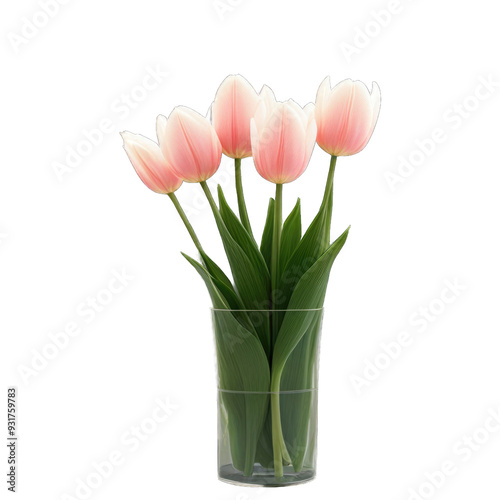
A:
[121, 75, 381, 485]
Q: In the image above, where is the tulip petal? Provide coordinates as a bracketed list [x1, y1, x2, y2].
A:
[315, 76, 331, 118]
[338, 81, 373, 155]
[315, 76, 381, 156]
[121, 131, 182, 194]
[259, 85, 277, 110]
[303, 102, 315, 122]
[302, 117, 317, 174]
[158, 106, 222, 183]
[252, 98, 315, 184]
[212, 74, 259, 159]
[370, 81, 381, 131]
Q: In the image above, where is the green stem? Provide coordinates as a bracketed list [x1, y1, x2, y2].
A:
[168, 192, 204, 256]
[270, 366, 291, 478]
[321, 155, 337, 252]
[270, 183, 283, 310]
[270, 183, 288, 478]
[323, 155, 337, 209]
[270, 183, 283, 349]
[271, 388, 283, 477]
[199, 181, 220, 222]
[235, 158, 253, 237]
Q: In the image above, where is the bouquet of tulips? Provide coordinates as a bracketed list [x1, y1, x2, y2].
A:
[121, 75, 380, 483]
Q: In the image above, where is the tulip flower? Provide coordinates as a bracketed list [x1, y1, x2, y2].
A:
[121, 130, 208, 260]
[156, 106, 222, 183]
[212, 74, 259, 160]
[315, 77, 381, 157]
[211, 75, 260, 236]
[250, 92, 317, 185]
[120, 131, 182, 194]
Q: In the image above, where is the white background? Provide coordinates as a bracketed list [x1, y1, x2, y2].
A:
[2, 0, 500, 499]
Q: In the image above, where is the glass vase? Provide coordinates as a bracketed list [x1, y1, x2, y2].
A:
[212, 308, 324, 487]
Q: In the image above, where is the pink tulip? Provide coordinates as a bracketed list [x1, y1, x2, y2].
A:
[315, 77, 381, 157]
[250, 88, 317, 184]
[212, 74, 260, 159]
[120, 131, 182, 194]
[156, 106, 222, 183]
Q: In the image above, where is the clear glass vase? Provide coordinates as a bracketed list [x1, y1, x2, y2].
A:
[212, 308, 324, 487]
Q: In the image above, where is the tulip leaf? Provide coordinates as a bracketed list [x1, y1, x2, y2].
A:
[217, 185, 270, 284]
[182, 253, 228, 309]
[255, 409, 274, 469]
[182, 253, 271, 475]
[278, 188, 332, 309]
[213, 308, 271, 475]
[266, 228, 348, 473]
[204, 192, 272, 357]
[211, 210, 270, 310]
[279, 198, 301, 280]
[260, 198, 275, 271]
[272, 227, 349, 377]
[201, 251, 234, 291]
[279, 311, 323, 471]
[182, 253, 257, 336]
[200, 252, 246, 310]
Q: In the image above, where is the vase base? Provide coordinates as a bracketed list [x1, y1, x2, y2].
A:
[218, 464, 315, 487]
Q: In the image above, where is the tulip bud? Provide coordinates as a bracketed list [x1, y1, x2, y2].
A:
[120, 131, 182, 194]
[250, 90, 317, 184]
[315, 77, 381, 157]
[212, 74, 259, 159]
[156, 107, 222, 183]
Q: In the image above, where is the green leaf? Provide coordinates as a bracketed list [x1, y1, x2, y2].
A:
[255, 408, 274, 469]
[182, 253, 228, 309]
[260, 198, 275, 271]
[272, 227, 349, 377]
[182, 253, 257, 336]
[206, 188, 271, 357]
[213, 225, 269, 313]
[213, 309, 271, 475]
[268, 227, 349, 473]
[279, 198, 301, 280]
[279, 311, 323, 471]
[218, 186, 270, 284]
[208, 192, 270, 314]
[278, 193, 331, 310]
[200, 252, 246, 311]
[201, 252, 233, 291]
